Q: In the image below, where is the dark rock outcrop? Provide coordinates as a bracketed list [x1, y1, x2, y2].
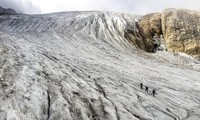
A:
[125, 13, 164, 53]
[124, 22, 150, 52]
[0, 6, 17, 15]
[137, 13, 162, 52]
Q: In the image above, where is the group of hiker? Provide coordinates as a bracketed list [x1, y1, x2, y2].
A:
[140, 83, 156, 97]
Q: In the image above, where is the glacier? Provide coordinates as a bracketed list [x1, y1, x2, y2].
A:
[0, 11, 200, 120]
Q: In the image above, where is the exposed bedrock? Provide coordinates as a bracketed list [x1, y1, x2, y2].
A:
[162, 9, 200, 59]
[138, 13, 163, 52]
[124, 12, 164, 53]
[132, 9, 200, 59]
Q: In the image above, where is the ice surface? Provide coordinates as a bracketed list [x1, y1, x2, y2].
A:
[0, 11, 200, 120]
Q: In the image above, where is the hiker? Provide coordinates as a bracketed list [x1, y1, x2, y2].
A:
[152, 89, 156, 97]
[140, 83, 143, 89]
[145, 86, 148, 93]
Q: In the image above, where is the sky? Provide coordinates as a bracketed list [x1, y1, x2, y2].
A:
[1, 0, 200, 15]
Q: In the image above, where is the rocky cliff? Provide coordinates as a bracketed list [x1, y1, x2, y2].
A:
[162, 9, 200, 59]
[136, 9, 200, 59]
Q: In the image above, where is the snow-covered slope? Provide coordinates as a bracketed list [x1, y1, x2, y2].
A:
[0, 11, 200, 120]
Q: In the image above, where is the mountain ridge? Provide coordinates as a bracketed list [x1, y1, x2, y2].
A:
[0, 6, 17, 15]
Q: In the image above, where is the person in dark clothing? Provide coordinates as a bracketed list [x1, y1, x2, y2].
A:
[152, 89, 156, 97]
[140, 83, 143, 89]
[145, 86, 148, 93]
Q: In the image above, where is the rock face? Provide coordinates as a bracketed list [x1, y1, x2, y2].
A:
[0, 6, 17, 15]
[161, 9, 200, 59]
[137, 13, 162, 52]
[124, 13, 163, 52]
[123, 22, 148, 52]
[139, 13, 162, 38]
[137, 9, 200, 59]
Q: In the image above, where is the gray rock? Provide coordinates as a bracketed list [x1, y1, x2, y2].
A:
[0, 6, 17, 15]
